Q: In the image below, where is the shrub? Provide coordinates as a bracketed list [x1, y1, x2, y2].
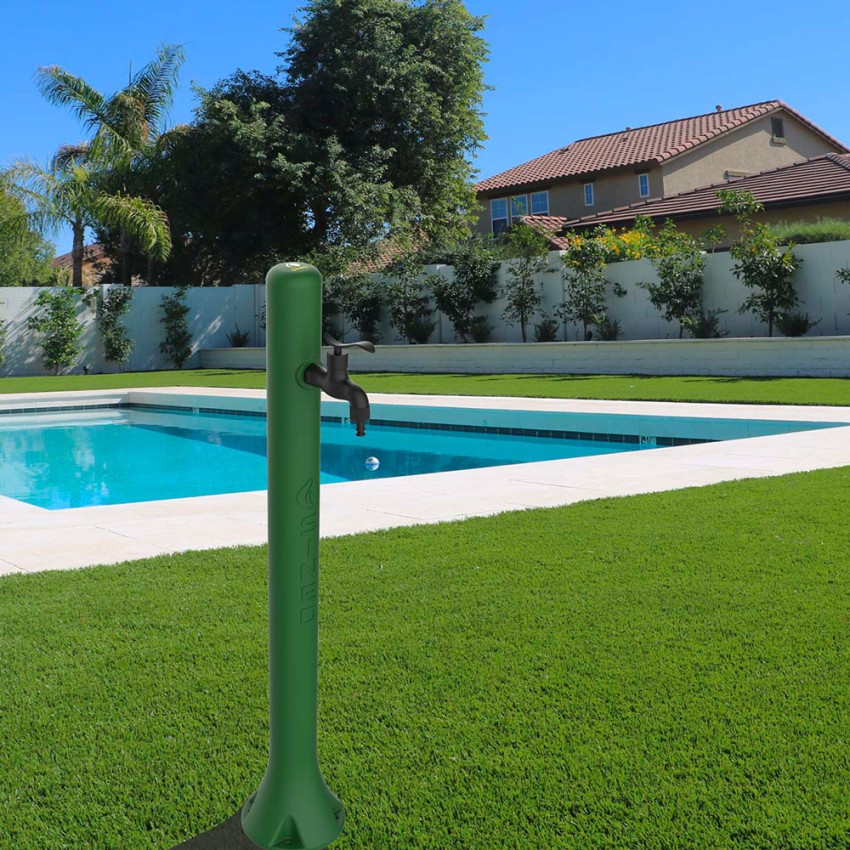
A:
[469, 315, 493, 343]
[226, 325, 251, 347]
[592, 216, 657, 262]
[383, 253, 436, 344]
[534, 315, 559, 342]
[27, 287, 84, 374]
[836, 267, 850, 315]
[159, 287, 192, 369]
[329, 272, 384, 341]
[430, 234, 499, 342]
[767, 218, 850, 245]
[775, 311, 820, 337]
[321, 281, 343, 340]
[687, 309, 727, 339]
[95, 286, 134, 369]
[0, 319, 5, 368]
[594, 313, 622, 340]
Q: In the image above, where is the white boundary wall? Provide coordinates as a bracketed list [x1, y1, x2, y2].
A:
[372, 239, 850, 344]
[4, 240, 850, 376]
[0, 284, 265, 377]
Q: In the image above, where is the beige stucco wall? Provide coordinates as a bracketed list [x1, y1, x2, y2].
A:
[473, 167, 664, 235]
[661, 111, 839, 196]
[548, 167, 663, 221]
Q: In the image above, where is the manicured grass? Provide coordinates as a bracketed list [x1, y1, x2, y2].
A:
[2, 468, 849, 849]
[0, 369, 267, 394]
[355, 372, 850, 406]
[2, 368, 850, 406]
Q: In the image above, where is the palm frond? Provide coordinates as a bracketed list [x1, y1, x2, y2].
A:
[36, 67, 109, 135]
[92, 193, 172, 260]
[129, 43, 185, 136]
[52, 142, 91, 170]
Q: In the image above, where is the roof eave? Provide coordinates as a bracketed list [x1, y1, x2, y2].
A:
[475, 160, 659, 198]
[567, 190, 850, 229]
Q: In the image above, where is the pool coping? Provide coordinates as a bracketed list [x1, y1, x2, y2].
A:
[2, 386, 850, 575]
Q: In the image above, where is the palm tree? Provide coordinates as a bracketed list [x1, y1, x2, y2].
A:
[36, 44, 185, 283]
[7, 144, 170, 287]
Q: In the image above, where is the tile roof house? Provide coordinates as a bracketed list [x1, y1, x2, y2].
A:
[51, 243, 109, 287]
[548, 153, 850, 236]
[474, 100, 849, 238]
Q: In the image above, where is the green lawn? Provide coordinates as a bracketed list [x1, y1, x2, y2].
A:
[2, 469, 849, 849]
[2, 368, 850, 406]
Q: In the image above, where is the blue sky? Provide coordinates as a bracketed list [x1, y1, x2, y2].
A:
[2, 0, 847, 254]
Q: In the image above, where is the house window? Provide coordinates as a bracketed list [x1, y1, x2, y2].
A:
[530, 191, 550, 215]
[771, 117, 786, 141]
[491, 198, 508, 234]
[638, 173, 650, 198]
[584, 182, 595, 206]
[510, 195, 529, 221]
[492, 194, 538, 234]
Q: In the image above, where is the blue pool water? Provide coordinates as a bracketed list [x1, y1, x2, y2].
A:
[0, 404, 839, 510]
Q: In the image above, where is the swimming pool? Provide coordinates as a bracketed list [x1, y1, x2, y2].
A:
[0, 402, 841, 510]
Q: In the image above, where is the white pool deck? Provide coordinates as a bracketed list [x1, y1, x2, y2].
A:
[1, 386, 849, 575]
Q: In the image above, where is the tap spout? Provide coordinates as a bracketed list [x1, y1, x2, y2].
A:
[303, 360, 371, 436]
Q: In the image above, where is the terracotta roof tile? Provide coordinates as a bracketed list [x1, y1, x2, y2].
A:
[51, 243, 106, 268]
[475, 101, 848, 194]
[522, 215, 572, 250]
[561, 153, 850, 228]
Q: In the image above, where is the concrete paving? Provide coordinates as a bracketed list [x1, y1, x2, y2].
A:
[1, 387, 849, 574]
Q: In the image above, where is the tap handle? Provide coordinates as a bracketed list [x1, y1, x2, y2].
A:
[324, 334, 376, 355]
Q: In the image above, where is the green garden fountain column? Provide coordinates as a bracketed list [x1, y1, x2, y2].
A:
[242, 262, 372, 850]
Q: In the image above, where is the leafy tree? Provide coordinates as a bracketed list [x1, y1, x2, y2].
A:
[8, 145, 170, 288]
[558, 231, 608, 340]
[733, 228, 801, 336]
[159, 287, 192, 369]
[328, 271, 385, 341]
[719, 189, 801, 336]
[383, 252, 436, 344]
[641, 221, 706, 338]
[37, 44, 184, 284]
[836, 267, 850, 317]
[430, 234, 498, 341]
[95, 286, 134, 369]
[499, 223, 551, 342]
[716, 188, 764, 220]
[115, 2, 489, 283]
[0, 182, 55, 286]
[27, 287, 84, 373]
[281, 0, 489, 249]
[100, 71, 305, 285]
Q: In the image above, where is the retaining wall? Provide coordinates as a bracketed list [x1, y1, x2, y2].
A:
[200, 336, 850, 378]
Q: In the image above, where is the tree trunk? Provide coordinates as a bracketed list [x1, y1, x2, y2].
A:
[120, 227, 131, 286]
[71, 218, 84, 288]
